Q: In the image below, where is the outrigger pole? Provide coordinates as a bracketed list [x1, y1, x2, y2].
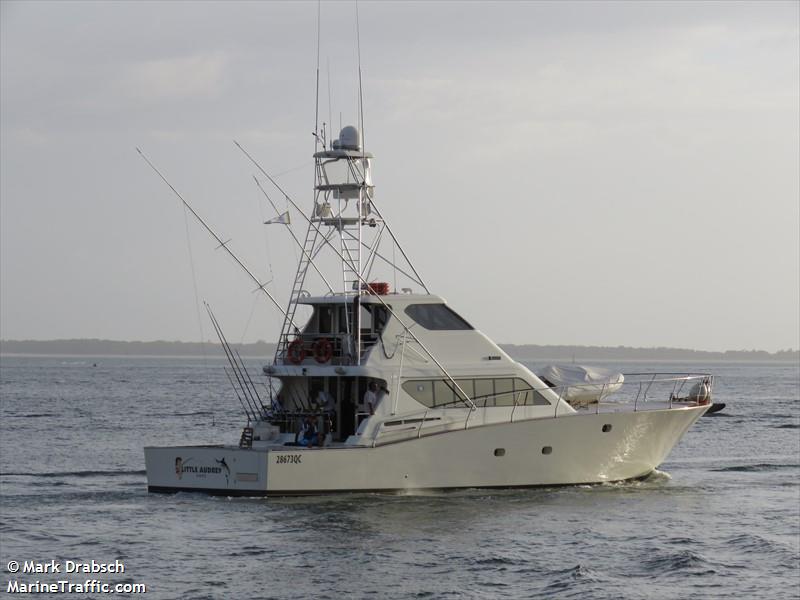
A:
[253, 176, 336, 294]
[136, 147, 296, 329]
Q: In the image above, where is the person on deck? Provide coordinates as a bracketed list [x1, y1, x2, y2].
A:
[356, 381, 389, 436]
[297, 416, 319, 448]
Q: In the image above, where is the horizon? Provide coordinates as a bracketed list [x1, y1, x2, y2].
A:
[1, 337, 796, 356]
[2, 1, 798, 353]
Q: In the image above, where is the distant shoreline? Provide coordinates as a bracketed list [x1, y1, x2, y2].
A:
[1, 339, 797, 362]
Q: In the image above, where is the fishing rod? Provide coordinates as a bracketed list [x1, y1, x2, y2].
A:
[209, 311, 267, 417]
[224, 366, 253, 423]
[205, 302, 262, 419]
[208, 307, 259, 420]
[136, 147, 296, 328]
[235, 349, 268, 414]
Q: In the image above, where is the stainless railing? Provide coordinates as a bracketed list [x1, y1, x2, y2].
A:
[366, 372, 714, 447]
[275, 332, 379, 366]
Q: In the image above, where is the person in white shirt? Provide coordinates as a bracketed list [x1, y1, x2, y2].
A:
[315, 388, 336, 440]
[361, 382, 378, 415]
[356, 381, 390, 435]
[356, 381, 377, 434]
[375, 384, 388, 414]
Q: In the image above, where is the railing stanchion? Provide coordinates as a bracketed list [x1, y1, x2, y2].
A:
[669, 378, 680, 408]
[643, 373, 657, 405]
[417, 410, 427, 439]
[597, 383, 606, 414]
[510, 392, 522, 423]
[556, 386, 565, 418]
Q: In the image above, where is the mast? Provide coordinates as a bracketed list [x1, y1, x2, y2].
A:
[275, 125, 377, 364]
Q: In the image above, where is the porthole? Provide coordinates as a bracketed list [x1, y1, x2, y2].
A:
[493, 448, 505, 457]
[542, 446, 552, 455]
[602, 424, 612, 433]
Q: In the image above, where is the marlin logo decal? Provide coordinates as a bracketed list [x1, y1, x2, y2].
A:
[216, 457, 230, 486]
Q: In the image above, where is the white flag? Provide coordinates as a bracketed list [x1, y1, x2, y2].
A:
[264, 211, 291, 225]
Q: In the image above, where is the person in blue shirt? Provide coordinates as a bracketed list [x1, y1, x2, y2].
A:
[298, 416, 319, 447]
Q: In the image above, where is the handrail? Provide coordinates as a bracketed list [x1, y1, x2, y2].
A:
[510, 391, 524, 423]
[597, 383, 606, 414]
[642, 373, 658, 404]
[355, 372, 713, 447]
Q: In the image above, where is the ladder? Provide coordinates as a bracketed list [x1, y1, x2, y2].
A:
[339, 223, 361, 297]
[239, 426, 254, 449]
[275, 221, 321, 362]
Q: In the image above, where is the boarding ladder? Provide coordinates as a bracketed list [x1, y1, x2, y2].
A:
[239, 426, 254, 449]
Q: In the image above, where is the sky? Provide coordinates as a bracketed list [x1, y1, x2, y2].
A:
[1, 0, 798, 352]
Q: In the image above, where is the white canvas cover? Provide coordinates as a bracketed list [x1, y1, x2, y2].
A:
[538, 365, 624, 404]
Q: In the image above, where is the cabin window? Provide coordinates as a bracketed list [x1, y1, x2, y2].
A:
[406, 380, 433, 407]
[404, 304, 472, 331]
[515, 378, 551, 406]
[454, 379, 474, 401]
[360, 304, 373, 331]
[373, 305, 389, 332]
[338, 306, 350, 333]
[474, 378, 495, 406]
[494, 378, 515, 406]
[433, 380, 456, 407]
[402, 377, 551, 408]
[318, 306, 333, 334]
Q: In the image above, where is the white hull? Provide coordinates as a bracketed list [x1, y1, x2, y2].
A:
[145, 405, 706, 496]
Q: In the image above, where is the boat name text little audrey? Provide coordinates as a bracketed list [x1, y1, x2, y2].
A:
[180, 465, 223, 474]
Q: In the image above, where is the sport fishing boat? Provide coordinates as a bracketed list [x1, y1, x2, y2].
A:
[144, 123, 714, 496]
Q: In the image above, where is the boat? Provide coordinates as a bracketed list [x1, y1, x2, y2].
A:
[143, 122, 715, 496]
[703, 403, 727, 416]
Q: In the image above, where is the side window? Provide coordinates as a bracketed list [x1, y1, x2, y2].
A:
[402, 377, 550, 408]
[494, 378, 515, 406]
[513, 377, 551, 405]
[454, 379, 474, 402]
[474, 379, 494, 407]
[404, 304, 473, 331]
[402, 380, 434, 407]
[360, 305, 373, 332]
[373, 306, 390, 333]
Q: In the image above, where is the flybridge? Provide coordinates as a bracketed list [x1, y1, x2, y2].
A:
[272, 123, 429, 367]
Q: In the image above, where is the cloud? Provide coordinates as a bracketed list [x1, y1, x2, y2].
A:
[114, 52, 230, 103]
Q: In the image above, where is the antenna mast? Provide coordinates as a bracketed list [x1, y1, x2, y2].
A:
[314, 0, 321, 149]
[237, 3, 428, 368]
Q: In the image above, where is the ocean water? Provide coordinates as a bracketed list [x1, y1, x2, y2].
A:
[0, 356, 798, 599]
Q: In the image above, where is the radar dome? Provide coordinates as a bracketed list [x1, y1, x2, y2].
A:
[339, 126, 362, 151]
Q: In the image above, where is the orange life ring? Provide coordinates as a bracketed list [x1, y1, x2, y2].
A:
[287, 339, 305, 364]
[313, 338, 333, 363]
